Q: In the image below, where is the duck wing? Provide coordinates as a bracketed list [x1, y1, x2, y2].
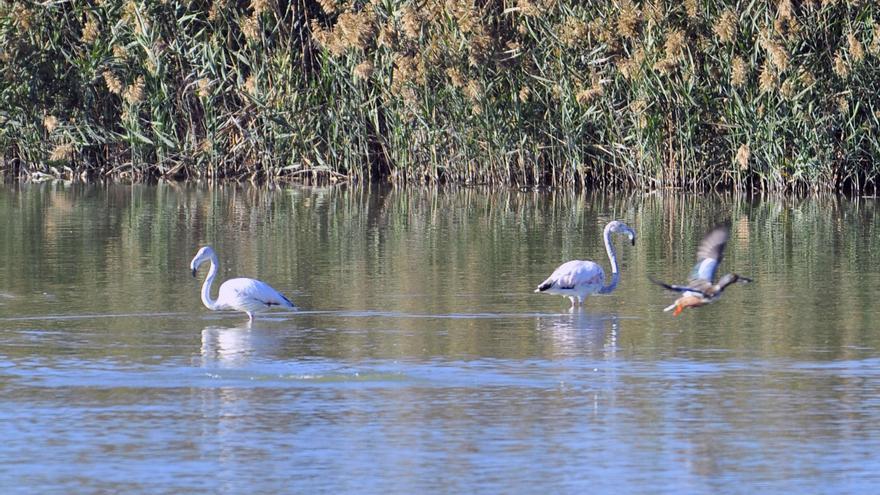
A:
[649, 277, 710, 297]
[689, 223, 730, 284]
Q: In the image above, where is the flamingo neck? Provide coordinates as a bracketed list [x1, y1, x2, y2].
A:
[599, 224, 620, 294]
[200, 253, 222, 310]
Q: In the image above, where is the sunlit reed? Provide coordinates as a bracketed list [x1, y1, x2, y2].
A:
[0, 0, 878, 193]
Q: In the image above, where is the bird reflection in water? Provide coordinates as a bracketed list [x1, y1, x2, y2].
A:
[535, 310, 621, 360]
[199, 321, 283, 368]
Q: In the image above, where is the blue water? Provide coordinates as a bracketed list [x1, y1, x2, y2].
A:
[2, 184, 880, 494]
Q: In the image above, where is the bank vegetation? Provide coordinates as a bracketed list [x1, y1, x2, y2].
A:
[1, 0, 879, 192]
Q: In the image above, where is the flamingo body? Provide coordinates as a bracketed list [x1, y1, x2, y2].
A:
[535, 220, 636, 307]
[535, 260, 605, 304]
[216, 277, 295, 315]
[190, 246, 296, 320]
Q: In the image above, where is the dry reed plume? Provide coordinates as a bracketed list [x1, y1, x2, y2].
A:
[0, 0, 879, 193]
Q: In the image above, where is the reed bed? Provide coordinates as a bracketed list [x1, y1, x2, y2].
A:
[1, 0, 879, 192]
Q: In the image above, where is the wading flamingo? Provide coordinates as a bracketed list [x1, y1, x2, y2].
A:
[650, 223, 752, 316]
[190, 246, 296, 320]
[534, 220, 636, 308]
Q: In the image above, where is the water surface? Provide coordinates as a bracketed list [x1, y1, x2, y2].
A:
[1, 183, 879, 494]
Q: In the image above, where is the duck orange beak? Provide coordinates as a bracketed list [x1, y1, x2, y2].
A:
[673, 304, 684, 316]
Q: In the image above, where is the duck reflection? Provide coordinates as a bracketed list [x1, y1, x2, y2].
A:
[199, 320, 283, 367]
[535, 309, 620, 359]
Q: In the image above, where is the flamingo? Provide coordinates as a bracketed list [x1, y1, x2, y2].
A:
[189, 246, 296, 320]
[650, 223, 752, 316]
[534, 220, 636, 307]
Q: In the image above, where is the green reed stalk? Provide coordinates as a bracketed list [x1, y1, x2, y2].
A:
[2, 0, 880, 192]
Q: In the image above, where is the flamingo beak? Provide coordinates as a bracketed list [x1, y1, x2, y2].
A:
[191, 268, 197, 277]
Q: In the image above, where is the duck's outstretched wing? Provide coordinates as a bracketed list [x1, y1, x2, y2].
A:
[689, 223, 730, 283]
[649, 277, 709, 297]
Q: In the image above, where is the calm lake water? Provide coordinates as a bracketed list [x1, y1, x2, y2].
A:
[1, 183, 880, 494]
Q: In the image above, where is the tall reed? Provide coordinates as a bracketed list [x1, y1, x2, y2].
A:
[1, 0, 880, 192]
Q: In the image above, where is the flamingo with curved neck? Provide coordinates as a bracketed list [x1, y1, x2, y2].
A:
[534, 220, 636, 307]
[190, 246, 296, 320]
